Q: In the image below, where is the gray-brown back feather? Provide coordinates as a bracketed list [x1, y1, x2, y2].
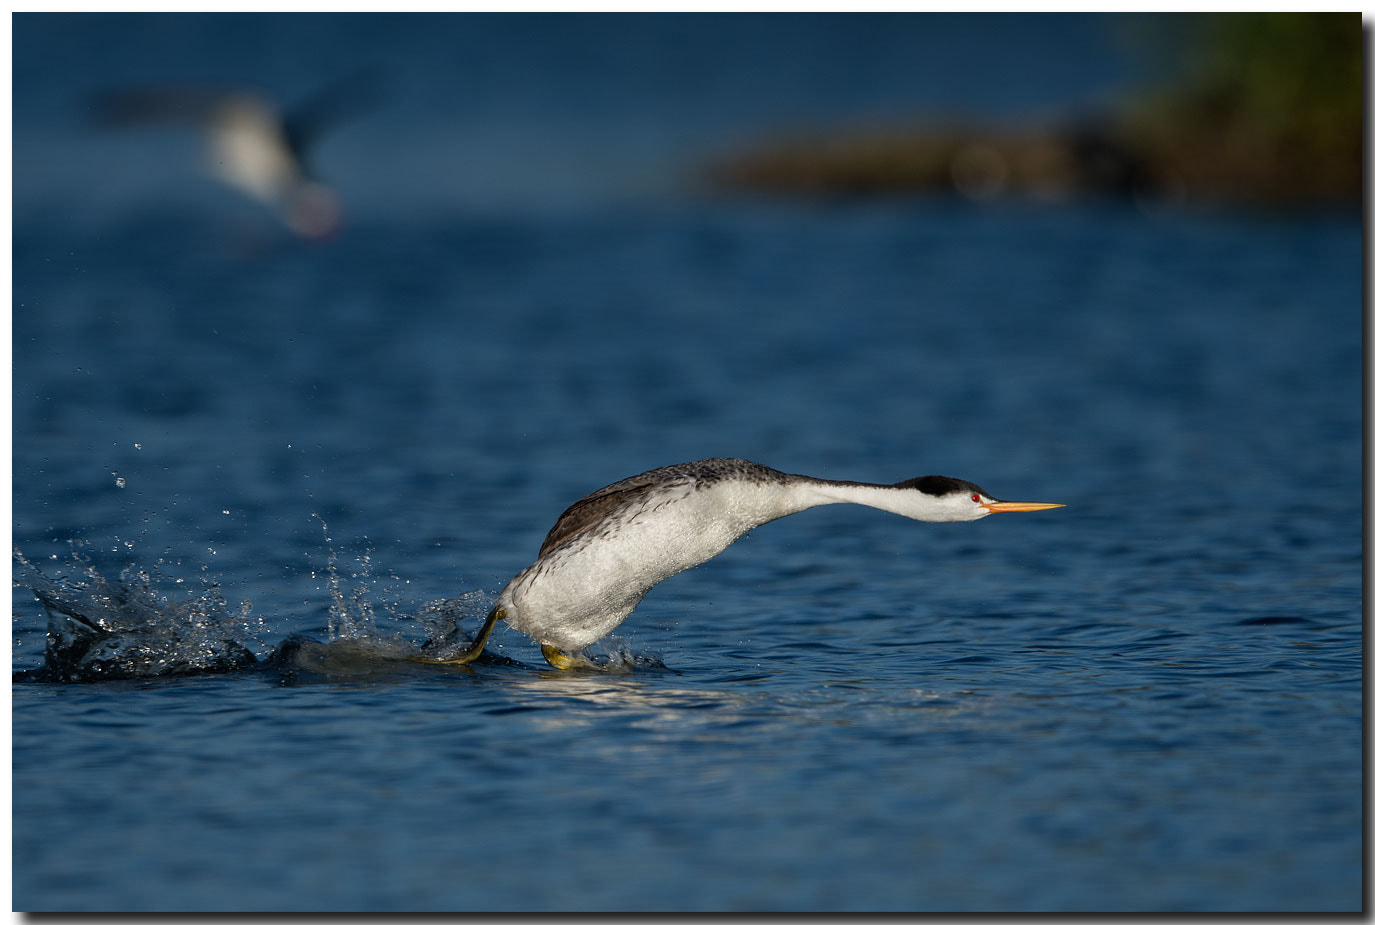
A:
[538, 479, 683, 556]
[536, 458, 791, 557]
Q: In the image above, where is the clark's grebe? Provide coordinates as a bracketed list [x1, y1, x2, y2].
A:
[417, 458, 1063, 670]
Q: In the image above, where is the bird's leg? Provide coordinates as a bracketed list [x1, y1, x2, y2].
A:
[540, 644, 598, 670]
[410, 608, 505, 666]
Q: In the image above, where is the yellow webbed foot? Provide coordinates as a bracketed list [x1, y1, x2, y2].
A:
[540, 644, 598, 670]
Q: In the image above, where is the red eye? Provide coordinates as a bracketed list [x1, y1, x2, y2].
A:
[971, 493, 981, 503]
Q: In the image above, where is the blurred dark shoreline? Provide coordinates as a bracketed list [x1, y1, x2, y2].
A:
[704, 13, 1362, 210]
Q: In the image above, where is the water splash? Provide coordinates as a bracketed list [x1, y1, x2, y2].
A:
[13, 533, 519, 682]
[578, 645, 670, 673]
[314, 512, 377, 641]
[13, 547, 260, 682]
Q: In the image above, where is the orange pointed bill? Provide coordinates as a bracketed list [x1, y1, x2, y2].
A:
[983, 500, 1065, 513]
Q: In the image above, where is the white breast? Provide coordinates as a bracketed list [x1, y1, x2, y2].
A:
[498, 479, 799, 650]
[207, 99, 297, 203]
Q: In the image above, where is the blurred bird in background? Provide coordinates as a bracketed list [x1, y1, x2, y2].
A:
[89, 72, 380, 240]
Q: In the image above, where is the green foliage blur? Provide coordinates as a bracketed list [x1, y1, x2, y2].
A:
[1127, 12, 1362, 205]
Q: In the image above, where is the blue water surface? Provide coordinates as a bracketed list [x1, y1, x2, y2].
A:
[11, 13, 1362, 914]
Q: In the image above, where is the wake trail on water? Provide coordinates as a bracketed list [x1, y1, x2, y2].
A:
[10, 525, 515, 683]
[13, 517, 666, 683]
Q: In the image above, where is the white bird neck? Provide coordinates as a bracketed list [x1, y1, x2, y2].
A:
[796, 478, 951, 522]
